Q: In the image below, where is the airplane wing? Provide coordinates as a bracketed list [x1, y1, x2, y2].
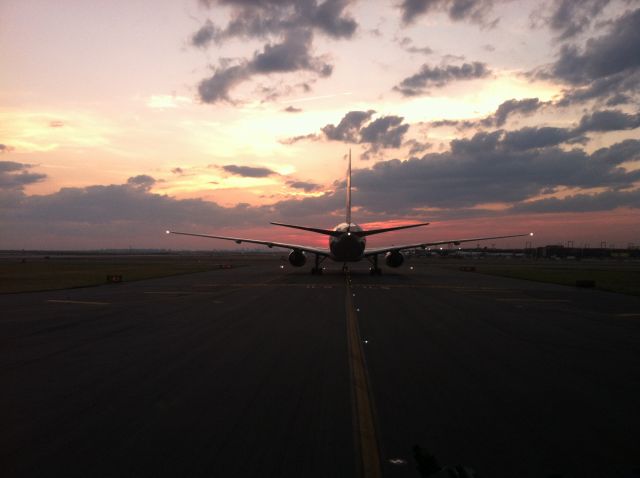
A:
[363, 233, 534, 257]
[166, 230, 330, 257]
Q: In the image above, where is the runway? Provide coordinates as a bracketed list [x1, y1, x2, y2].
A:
[1, 258, 639, 477]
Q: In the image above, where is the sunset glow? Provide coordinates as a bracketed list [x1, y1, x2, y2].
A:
[1, 0, 639, 250]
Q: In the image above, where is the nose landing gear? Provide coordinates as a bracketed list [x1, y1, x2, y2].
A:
[367, 254, 382, 275]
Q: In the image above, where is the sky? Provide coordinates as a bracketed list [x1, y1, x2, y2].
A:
[1, 0, 639, 250]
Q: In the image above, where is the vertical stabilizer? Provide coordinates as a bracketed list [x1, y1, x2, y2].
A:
[346, 149, 352, 225]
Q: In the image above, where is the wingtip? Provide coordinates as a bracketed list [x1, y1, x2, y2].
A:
[166, 230, 171, 234]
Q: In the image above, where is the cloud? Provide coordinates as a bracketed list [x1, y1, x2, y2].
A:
[511, 188, 640, 213]
[191, 19, 218, 48]
[321, 110, 376, 142]
[197, 29, 333, 103]
[359, 116, 410, 148]
[394, 62, 491, 96]
[543, 0, 611, 40]
[192, 1, 357, 103]
[283, 111, 412, 153]
[489, 98, 543, 127]
[540, 8, 640, 105]
[278, 133, 318, 145]
[126, 175, 156, 191]
[221, 165, 277, 178]
[501, 126, 584, 150]
[399, 0, 500, 27]
[49, 120, 64, 128]
[171, 167, 184, 175]
[2, 135, 640, 248]
[286, 180, 322, 192]
[347, 134, 640, 214]
[283, 105, 302, 113]
[0, 144, 15, 153]
[405, 139, 432, 155]
[196, 0, 357, 41]
[198, 64, 248, 104]
[0, 161, 47, 190]
[435, 97, 545, 130]
[574, 109, 640, 133]
[397, 36, 434, 55]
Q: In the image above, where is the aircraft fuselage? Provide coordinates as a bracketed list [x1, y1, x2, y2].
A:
[329, 223, 366, 261]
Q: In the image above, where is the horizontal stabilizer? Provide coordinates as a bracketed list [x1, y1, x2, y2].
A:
[358, 222, 430, 237]
[270, 222, 341, 237]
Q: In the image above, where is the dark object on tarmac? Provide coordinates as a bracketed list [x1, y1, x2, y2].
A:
[106, 274, 123, 283]
[459, 266, 476, 272]
[576, 279, 596, 288]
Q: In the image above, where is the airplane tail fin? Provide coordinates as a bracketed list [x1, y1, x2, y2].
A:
[346, 149, 352, 226]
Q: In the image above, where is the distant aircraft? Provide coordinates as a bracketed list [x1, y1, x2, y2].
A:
[167, 152, 532, 274]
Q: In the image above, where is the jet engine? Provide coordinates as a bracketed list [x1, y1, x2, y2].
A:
[384, 251, 404, 267]
[288, 250, 306, 267]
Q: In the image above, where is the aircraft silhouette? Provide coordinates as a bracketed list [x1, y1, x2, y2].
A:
[167, 152, 532, 274]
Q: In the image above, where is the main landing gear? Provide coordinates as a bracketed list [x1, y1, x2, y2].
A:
[368, 255, 382, 275]
[311, 254, 326, 275]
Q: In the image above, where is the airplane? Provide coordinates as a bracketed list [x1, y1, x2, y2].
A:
[167, 152, 533, 274]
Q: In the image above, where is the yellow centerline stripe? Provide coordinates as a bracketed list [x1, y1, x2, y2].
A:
[345, 274, 382, 478]
[47, 299, 109, 306]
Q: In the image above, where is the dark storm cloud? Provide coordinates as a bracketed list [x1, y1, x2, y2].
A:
[286, 180, 322, 191]
[394, 62, 491, 96]
[540, 8, 640, 105]
[221, 165, 277, 178]
[321, 110, 376, 142]
[399, 0, 500, 27]
[346, 134, 640, 214]
[0, 161, 47, 190]
[545, 0, 610, 40]
[198, 29, 332, 103]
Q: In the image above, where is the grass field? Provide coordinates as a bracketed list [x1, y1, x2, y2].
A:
[2, 253, 639, 297]
[0, 253, 253, 294]
[432, 258, 640, 296]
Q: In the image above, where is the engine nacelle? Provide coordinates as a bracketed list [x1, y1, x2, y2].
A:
[288, 250, 306, 267]
[385, 251, 404, 268]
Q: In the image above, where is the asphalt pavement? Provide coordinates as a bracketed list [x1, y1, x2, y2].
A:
[1, 258, 639, 478]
